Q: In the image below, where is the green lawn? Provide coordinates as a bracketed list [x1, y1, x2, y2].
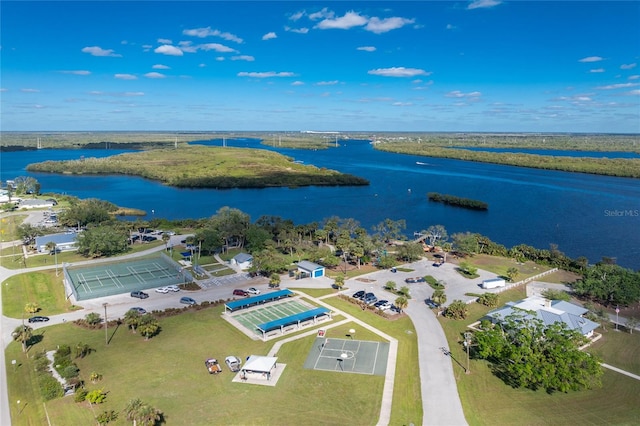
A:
[2, 270, 78, 317]
[464, 254, 553, 281]
[439, 288, 640, 426]
[6, 302, 406, 425]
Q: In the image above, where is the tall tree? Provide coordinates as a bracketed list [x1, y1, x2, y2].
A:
[432, 289, 447, 306]
[373, 218, 406, 243]
[137, 314, 160, 340]
[422, 225, 448, 247]
[124, 310, 141, 333]
[12, 324, 33, 353]
[475, 313, 603, 393]
[394, 296, 409, 313]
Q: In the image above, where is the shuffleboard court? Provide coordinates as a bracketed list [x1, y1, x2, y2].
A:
[304, 337, 389, 376]
[231, 299, 314, 336]
[64, 253, 193, 301]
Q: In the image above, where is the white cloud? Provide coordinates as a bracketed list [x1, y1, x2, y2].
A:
[620, 63, 637, 70]
[467, 0, 502, 10]
[21, 88, 40, 93]
[365, 17, 415, 34]
[182, 27, 243, 43]
[626, 89, 640, 96]
[81, 46, 121, 57]
[308, 8, 334, 21]
[144, 72, 166, 79]
[152, 64, 170, 69]
[237, 71, 295, 78]
[368, 67, 430, 77]
[392, 102, 413, 106]
[285, 27, 310, 34]
[315, 80, 339, 86]
[215, 57, 225, 61]
[629, 75, 640, 80]
[290, 10, 305, 21]
[357, 46, 376, 52]
[158, 38, 173, 44]
[316, 11, 367, 30]
[199, 63, 207, 67]
[178, 41, 198, 53]
[596, 83, 638, 90]
[446, 24, 456, 30]
[199, 43, 237, 53]
[446, 90, 481, 98]
[115, 73, 137, 80]
[579, 56, 603, 63]
[291, 81, 305, 86]
[262, 32, 277, 41]
[154, 45, 183, 56]
[589, 68, 605, 73]
[59, 70, 91, 75]
[231, 55, 255, 61]
[123, 92, 145, 97]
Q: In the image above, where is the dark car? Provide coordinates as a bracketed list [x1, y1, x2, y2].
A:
[180, 296, 197, 305]
[390, 305, 402, 313]
[233, 289, 248, 296]
[363, 292, 377, 305]
[352, 290, 366, 299]
[405, 277, 426, 283]
[28, 316, 50, 323]
[129, 307, 147, 315]
[130, 291, 149, 299]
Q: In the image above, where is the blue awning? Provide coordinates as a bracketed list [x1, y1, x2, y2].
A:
[224, 289, 294, 311]
[257, 307, 330, 332]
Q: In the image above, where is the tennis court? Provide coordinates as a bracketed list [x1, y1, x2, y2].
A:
[64, 253, 193, 301]
[304, 337, 389, 376]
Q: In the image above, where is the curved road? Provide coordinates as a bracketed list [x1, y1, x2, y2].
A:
[0, 211, 469, 425]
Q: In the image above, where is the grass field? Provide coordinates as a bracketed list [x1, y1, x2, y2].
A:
[5, 305, 390, 425]
[1, 270, 77, 317]
[439, 287, 640, 426]
[464, 254, 554, 280]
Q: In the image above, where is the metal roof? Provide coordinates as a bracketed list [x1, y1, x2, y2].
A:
[257, 307, 330, 332]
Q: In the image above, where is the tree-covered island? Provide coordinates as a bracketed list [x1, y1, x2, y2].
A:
[25, 146, 369, 189]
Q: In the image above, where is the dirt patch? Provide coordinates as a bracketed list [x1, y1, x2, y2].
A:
[356, 278, 376, 283]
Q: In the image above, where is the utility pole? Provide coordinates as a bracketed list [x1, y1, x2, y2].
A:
[464, 332, 473, 374]
[103, 303, 108, 345]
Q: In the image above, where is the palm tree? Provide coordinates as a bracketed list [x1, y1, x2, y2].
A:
[12, 324, 33, 353]
[124, 309, 141, 333]
[625, 317, 639, 334]
[394, 296, 409, 314]
[124, 398, 144, 426]
[432, 289, 447, 306]
[137, 404, 163, 426]
[137, 315, 160, 340]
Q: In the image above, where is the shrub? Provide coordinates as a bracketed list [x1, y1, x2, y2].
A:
[38, 374, 63, 400]
[74, 388, 88, 403]
[60, 364, 80, 379]
[56, 344, 71, 358]
[86, 388, 108, 404]
[33, 351, 51, 373]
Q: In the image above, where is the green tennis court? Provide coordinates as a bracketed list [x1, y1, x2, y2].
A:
[232, 299, 313, 336]
[304, 337, 389, 376]
[64, 254, 193, 301]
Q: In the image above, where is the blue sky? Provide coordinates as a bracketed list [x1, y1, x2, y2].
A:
[1, 1, 639, 132]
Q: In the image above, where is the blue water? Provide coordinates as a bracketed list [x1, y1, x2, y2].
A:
[452, 146, 640, 158]
[2, 140, 639, 269]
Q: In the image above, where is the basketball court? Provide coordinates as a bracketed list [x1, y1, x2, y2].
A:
[64, 254, 193, 301]
[304, 337, 389, 376]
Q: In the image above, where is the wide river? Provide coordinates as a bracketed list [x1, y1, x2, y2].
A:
[2, 138, 639, 269]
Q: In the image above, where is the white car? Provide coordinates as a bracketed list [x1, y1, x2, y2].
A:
[166, 285, 180, 292]
[246, 287, 261, 295]
[155, 287, 170, 294]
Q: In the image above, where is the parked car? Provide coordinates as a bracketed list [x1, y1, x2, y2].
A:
[225, 356, 242, 372]
[28, 316, 50, 323]
[352, 290, 365, 299]
[165, 285, 180, 292]
[425, 300, 439, 309]
[205, 358, 222, 374]
[374, 300, 391, 310]
[246, 287, 261, 295]
[390, 305, 402, 313]
[129, 307, 146, 315]
[363, 293, 377, 305]
[233, 289, 248, 296]
[130, 291, 149, 299]
[155, 287, 170, 294]
[405, 277, 425, 283]
[180, 296, 196, 305]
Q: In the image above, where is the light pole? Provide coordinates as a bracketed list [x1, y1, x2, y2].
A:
[54, 245, 58, 277]
[103, 303, 108, 345]
[464, 332, 473, 374]
[615, 305, 620, 331]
